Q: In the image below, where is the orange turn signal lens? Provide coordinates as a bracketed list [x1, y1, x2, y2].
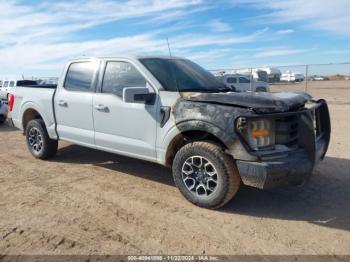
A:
[251, 129, 269, 138]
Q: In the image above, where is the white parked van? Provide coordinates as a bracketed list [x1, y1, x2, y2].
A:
[281, 72, 305, 82]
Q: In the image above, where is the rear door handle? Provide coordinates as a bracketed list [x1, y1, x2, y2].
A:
[95, 104, 109, 112]
[57, 100, 68, 107]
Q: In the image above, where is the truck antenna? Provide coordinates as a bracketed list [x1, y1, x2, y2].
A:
[166, 38, 172, 57]
[166, 37, 180, 94]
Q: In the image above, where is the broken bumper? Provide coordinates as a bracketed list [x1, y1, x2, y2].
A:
[236, 99, 331, 189]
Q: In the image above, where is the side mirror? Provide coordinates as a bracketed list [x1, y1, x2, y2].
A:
[123, 87, 156, 105]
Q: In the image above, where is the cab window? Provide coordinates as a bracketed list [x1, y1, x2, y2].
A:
[102, 61, 146, 97]
[9, 81, 15, 87]
[3, 81, 9, 87]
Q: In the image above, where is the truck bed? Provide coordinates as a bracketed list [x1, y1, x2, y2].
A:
[10, 86, 57, 139]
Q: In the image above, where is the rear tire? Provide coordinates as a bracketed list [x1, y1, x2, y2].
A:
[172, 141, 240, 209]
[0, 116, 5, 124]
[25, 119, 58, 159]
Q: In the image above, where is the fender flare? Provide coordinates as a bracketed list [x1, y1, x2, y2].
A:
[175, 120, 232, 147]
[20, 101, 52, 131]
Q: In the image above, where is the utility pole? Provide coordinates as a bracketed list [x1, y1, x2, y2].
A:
[305, 65, 309, 92]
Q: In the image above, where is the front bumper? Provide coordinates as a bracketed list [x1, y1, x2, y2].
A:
[236, 99, 331, 189]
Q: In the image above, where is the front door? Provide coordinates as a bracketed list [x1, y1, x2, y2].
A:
[93, 60, 158, 161]
[238, 76, 251, 92]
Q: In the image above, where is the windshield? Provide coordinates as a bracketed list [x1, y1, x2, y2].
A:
[140, 58, 227, 92]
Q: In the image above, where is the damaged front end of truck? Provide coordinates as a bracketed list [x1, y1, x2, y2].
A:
[173, 91, 331, 190]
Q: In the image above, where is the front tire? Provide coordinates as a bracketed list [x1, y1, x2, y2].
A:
[172, 142, 240, 209]
[25, 119, 58, 159]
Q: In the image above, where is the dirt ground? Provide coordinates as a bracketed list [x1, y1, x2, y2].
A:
[0, 80, 350, 255]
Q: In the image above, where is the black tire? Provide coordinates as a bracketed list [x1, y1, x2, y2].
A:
[230, 85, 237, 92]
[172, 141, 240, 209]
[0, 116, 5, 125]
[25, 119, 58, 159]
[256, 86, 267, 92]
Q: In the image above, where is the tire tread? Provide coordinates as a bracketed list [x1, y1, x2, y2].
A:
[173, 141, 240, 209]
[26, 119, 58, 159]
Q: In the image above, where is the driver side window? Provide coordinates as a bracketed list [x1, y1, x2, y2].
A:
[102, 61, 146, 97]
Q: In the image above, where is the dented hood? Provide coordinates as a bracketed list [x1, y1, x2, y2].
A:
[182, 91, 312, 113]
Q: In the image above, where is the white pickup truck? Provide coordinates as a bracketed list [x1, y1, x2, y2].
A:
[9, 56, 331, 209]
[215, 74, 270, 92]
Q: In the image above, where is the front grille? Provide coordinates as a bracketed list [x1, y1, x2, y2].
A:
[275, 115, 299, 148]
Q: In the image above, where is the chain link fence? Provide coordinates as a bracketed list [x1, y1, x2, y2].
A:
[209, 62, 350, 101]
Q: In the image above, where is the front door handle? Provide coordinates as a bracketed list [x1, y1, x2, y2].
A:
[95, 104, 109, 112]
[57, 100, 68, 107]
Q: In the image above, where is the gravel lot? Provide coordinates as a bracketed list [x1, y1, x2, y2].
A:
[0, 81, 349, 255]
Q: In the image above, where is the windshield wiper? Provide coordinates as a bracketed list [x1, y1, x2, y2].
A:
[180, 89, 218, 93]
[180, 87, 232, 93]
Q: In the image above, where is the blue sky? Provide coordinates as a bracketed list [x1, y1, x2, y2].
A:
[1, 0, 350, 77]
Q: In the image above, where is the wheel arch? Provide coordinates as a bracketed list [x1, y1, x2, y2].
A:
[164, 121, 231, 168]
[19, 101, 54, 136]
[22, 107, 44, 132]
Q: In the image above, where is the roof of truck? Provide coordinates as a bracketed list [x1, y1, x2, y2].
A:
[68, 55, 186, 61]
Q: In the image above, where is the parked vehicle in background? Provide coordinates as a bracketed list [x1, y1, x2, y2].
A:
[311, 75, 328, 81]
[0, 79, 38, 101]
[233, 69, 268, 82]
[281, 72, 305, 82]
[215, 74, 270, 92]
[36, 78, 59, 86]
[258, 67, 282, 83]
[9, 56, 330, 209]
[0, 101, 7, 124]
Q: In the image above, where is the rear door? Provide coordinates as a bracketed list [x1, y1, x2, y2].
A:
[92, 60, 158, 161]
[54, 61, 99, 146]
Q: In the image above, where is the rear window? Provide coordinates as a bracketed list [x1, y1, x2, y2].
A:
[16, 80, 38, 86]
[227, 77, 236, 83]
[64, 62, 97, 92]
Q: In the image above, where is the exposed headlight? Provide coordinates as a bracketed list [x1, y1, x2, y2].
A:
[237, 117, 275, 150]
